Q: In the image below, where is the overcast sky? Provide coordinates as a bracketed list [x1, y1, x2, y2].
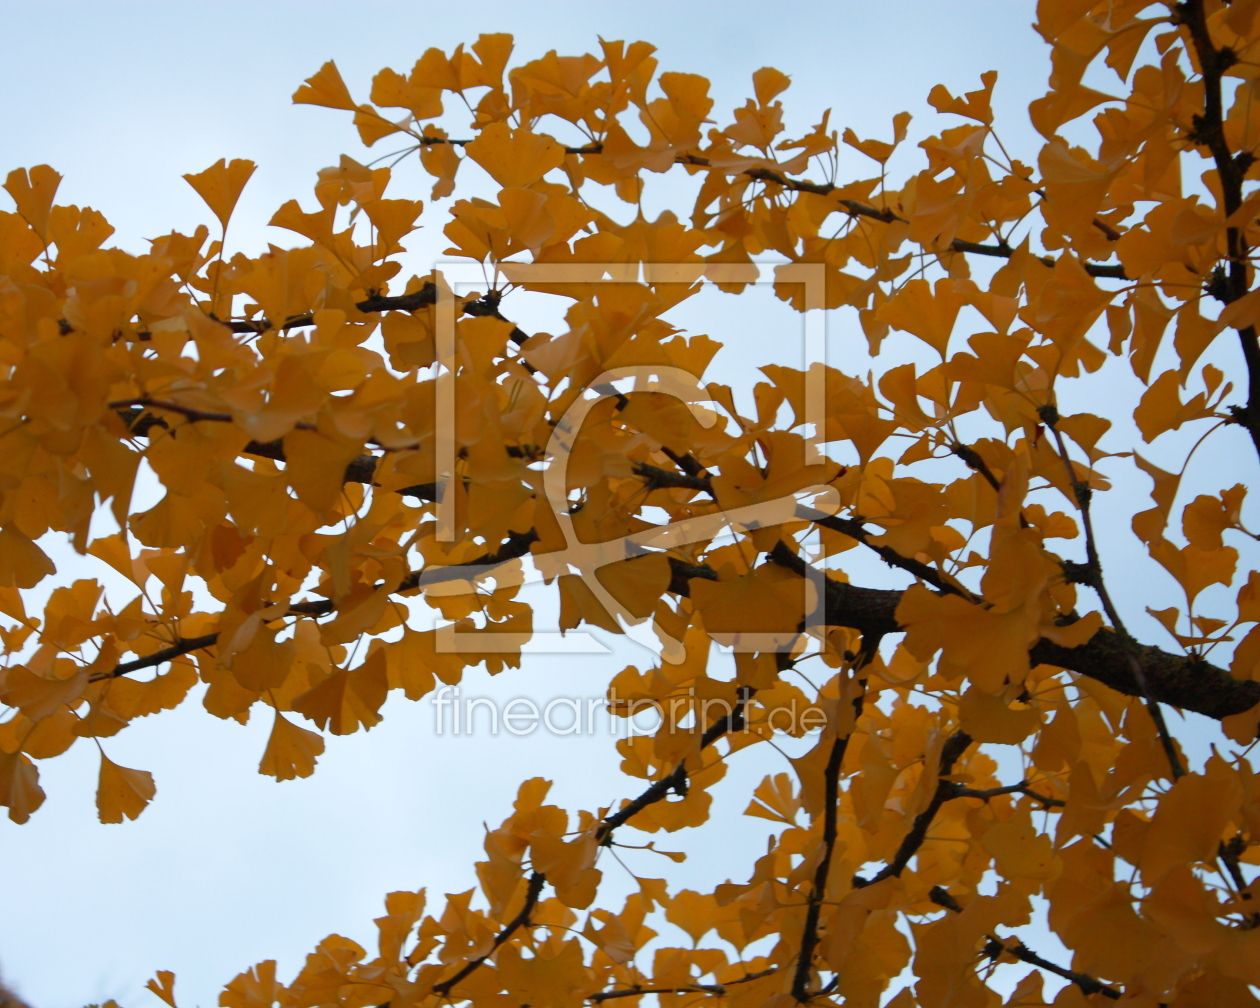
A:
[0, 3, 1244, 1007]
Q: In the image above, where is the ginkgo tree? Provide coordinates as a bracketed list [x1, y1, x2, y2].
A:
[4, 0, 1260, 1005]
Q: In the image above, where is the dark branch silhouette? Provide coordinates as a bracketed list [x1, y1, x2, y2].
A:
[431, 870, 547, 999]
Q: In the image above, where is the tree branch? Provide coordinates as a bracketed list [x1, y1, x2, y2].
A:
[98, 535, 1260, 723]
[631, 464, 975, 599]
[408, 142, 1129, 279]
[118, 402, 437, 503]
[1217, 835, 1260, 928]
[431, 870, 546, 998]
[787, 513, 976, 601]
[1177, 0, 1260, 459]
[982, 936, 1121, 1001]
[1040, 404, 1184, 779]
[90, 634, 219, 682]
[587, 970, 776, 1002]
[94, 530, 539, 679]
[762, 516, 1260, 721]
[595, 685, 756, 844]
[948, 442, 1002, 492]
[954, 781, 1064, 808]
[218, 282, 439, 334]
[927, 888, 1120, 999]
[632, 462, 714, 493]
[792, 642, 875, 1002]
[855, 731, 973, 889]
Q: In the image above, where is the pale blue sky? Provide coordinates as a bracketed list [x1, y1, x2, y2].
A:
[0, 4, 1246, 1007]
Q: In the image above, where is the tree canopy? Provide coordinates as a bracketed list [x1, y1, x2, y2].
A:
[3, 0, 1260, 1005]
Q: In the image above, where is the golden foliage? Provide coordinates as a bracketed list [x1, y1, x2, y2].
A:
[2, 3, 1260, 1005]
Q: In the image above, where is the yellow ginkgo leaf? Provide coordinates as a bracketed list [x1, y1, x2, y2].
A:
[3, 164, 61, 241]
[145, 970, 178, 1008]
[282, 428, 366, 518]
[0, 526, 57, 589]
[267, 198, 337, 248]
[291, 650, 388, 736]
[183, 158, 256, 231]
[361, 197, 425, 253]
[292, 60, 356, 110]
[370, 67, 443, 118]
[928, 70, 998, 124]
[465, 122, 566, 189]
[875, 278, 964, 356]
[258, 711, 325, 781]
[353, 105, 408, 147]
[595, 553, 672, 620]
[980, 816, 1059, 881]
[96, 753, 156, 823]
[958, 686, 1040, 744]
[0, 750, 45, 824]
[752, 66, 791, 106]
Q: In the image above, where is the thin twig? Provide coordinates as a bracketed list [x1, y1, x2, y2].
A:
[95, 531, 539, 679]
[927, 888, 1120, 999]
[91, 634, 219, 682]
[414, 142, 1129, 278]
[218, 283, 438, 334]
[982, 936, 1120, 1001]
[431, 871, 546, 998]
[595, 684, 757, 844]
[778, 516, 975, 601]
[791, 640, 876, 1002]
[1039, 405, 1184, 779]
[1218, 835, 1260, 928]
[856, 731, 973, 888]
[954, 781, 1064, 808]
[630, 467, 971, 599]
[587, 970, 777, 1002]
[949, 442, 1001, 492]
[1177, 0, 1260, 459]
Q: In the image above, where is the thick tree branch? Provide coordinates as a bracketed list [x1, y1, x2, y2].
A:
[763, 534, 1260, 721]
[1027, 632, 1258, 720]
[632, 462, 713, 493]
[99, 534, 1260, 722]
